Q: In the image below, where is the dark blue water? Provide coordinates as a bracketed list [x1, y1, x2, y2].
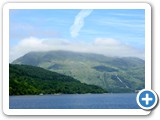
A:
[9, 93, 140, 109]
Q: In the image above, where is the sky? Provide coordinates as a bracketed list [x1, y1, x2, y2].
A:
[9, 9, 145, 62]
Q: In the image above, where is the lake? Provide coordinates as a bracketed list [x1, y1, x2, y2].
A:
[9, 93, 140, 109]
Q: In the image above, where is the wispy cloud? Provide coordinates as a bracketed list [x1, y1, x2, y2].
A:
[90, 17, 144, 29]
[70, 9, 93, 38]
[10, 37, 144, 62]
[10, 23, 61, 39]
[108, 13, 144, 17]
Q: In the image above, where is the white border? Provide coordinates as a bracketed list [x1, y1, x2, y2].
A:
[2, 3, 151, 115]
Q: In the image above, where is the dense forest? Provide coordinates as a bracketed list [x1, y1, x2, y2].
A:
[9, 64, 107, 95]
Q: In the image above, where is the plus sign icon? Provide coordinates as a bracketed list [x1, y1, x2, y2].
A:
[137, 89, 158, 110]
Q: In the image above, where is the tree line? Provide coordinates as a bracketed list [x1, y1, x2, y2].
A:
[9, 64, 107, 95]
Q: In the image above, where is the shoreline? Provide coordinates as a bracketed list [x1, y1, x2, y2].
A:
[9, 92, 137, 97]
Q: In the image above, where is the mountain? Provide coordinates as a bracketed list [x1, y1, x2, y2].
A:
[12, 50, 145, 93]
[9, 64, 107, 95]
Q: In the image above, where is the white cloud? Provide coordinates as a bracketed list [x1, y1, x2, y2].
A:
[92, 38, 144, 59]
[94, 38, 120, 46]
[10, 37, 144, 63]
[70, 9, 93, 38]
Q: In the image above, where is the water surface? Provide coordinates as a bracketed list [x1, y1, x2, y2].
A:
[10, 93, 140, 109]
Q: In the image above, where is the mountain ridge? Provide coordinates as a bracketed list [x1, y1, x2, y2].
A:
[12, 50, 145, 93]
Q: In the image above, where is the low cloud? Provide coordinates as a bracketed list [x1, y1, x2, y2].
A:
[70, 9, 93, 38]
[10, 37, 144, 63]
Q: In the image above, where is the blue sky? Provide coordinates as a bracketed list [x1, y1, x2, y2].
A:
[9, 9, 145, 62]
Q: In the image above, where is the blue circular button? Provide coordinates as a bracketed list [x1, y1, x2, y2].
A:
[137, 89, 158, 110]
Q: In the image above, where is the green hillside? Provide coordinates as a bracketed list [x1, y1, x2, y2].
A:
[12, 50, 145, 93]
[9, 64, 107, 95]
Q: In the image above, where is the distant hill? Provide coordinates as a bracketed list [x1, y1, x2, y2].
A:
[9, 64, 107, 95]
[12, 50, 145, 93]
